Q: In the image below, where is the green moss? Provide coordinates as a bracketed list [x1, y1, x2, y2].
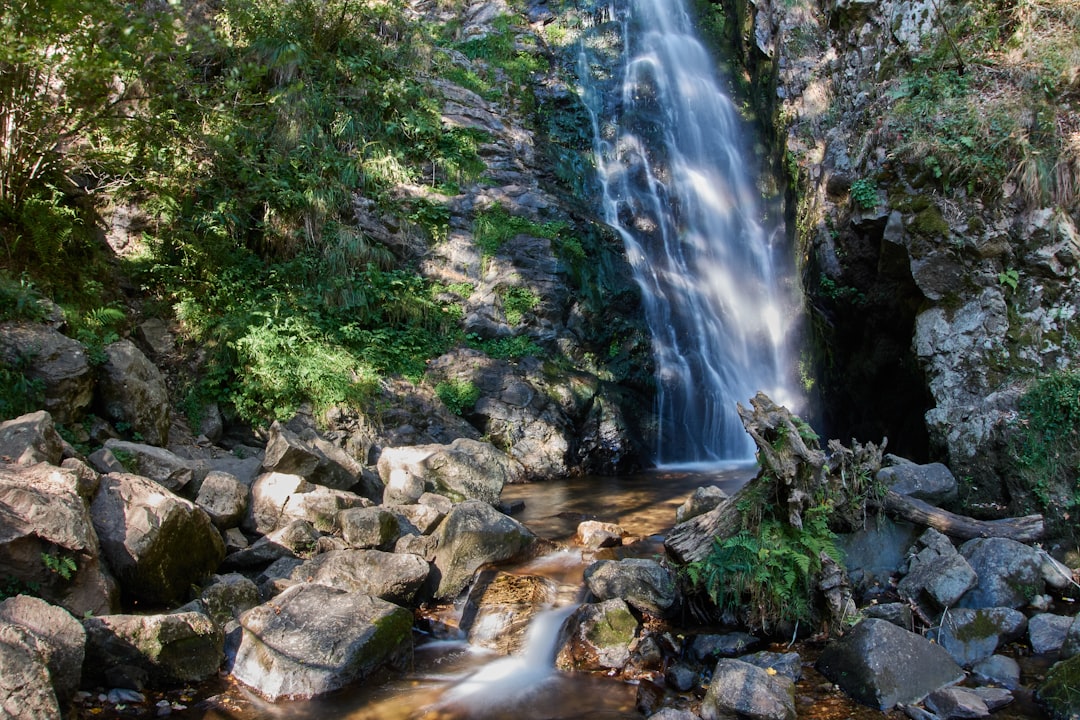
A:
[910, 205, 950, 238]
[586, 604, 638, 647]
[952, 610, 1000, 642]
[1038, 654, 1080, 720]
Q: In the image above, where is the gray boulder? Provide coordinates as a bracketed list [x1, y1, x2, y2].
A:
[925, 687, 990, 719]
[932, 607, 1027, 667]
[576, 520, 623, 549]
[876, 462, 958, 505]
[82, 610, 223, 687]
[741, 650, 803, 682]
[91, 473, 225, 605]
[338, 507, 399, 550]
[247, 471, 369, 534]
[689, 632, 760, 662]
[261, 421, 321, 477]
[898, 530, 977, 609]
[377, 438, 524, 505]
[0, 462, 117, 615]
[102, 439, 203, 493]
[701, 658, 796, 720]
[971, 654, 1021, 690]
[219, 519, 320, 571]
[584, 558, 677, 616]
[0, 323, 93, 424]
[1028, 612, 1073, 655]
[198, 573, 260, 628]
[0, 623, 60, 719]
[0, 411, 63, 466]
[194, 470, 249, 529]
[461, 572, 558, 654]
[555, 598, 638, 671]
[837, 515, 918, 588]
[0, 596, 84, 706]
[95, 339, 171, 446]
[429, 500, 537, 599]
[958, 537, 1045, 609]
[230, 583, 413, 701]
[816, 618, 965, 710]
[289, 549, 430, 605]
[391, 503, 444, 535]
[675, 486, 728, 524]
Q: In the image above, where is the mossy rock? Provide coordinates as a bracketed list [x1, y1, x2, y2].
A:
[1038, 654, 1080, 720]
[910, 205, 950, 238]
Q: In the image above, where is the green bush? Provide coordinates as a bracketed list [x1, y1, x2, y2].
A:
[502, 286, 539, 325]
[1011, 371, 1080, 538]
[849, 178, 878, 210]
[435, 378, 480, 415]
[0, 357, 45, 421]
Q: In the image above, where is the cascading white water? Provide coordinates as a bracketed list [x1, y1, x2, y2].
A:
[579, 0, 802, 465]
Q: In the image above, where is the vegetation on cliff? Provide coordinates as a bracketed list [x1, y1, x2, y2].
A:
[0, 0, 630, 432]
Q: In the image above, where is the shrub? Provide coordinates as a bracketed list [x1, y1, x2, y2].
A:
[849, 178, 878, 210]
[435, 378, 480, 415]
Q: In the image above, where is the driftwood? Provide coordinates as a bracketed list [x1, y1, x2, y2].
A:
[881, 490, 1045, 543]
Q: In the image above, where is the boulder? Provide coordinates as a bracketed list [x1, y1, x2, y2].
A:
[0, 596, 84, 706]
[971, 686, 1014, 712]
[198, 573, 260, 628]
[102, 439, 203, 493]
[576, 520, 623, 549]
[689, 632, 760, 662]
[338, 507, 399, 550]
[219, 519, 320, 571]
[925, 687, 990, 719]
[95, 339, 171, 446]
[876, 462, 958, 505]
[932, 607, 1027, 667]
[555, 598, 638, 671]
[261, 421, 321, 477]
[247, 471, 370, 534]
[675, 485, 728, 524]
[391, 503, 444, 535]
[0, 463, 117, 615]
[194, 470, 249, 529]
[0, 411, 63, 466]
[1062, 613, 1080, 658]
[583, 558, 677, 616]
[289, 549, 430, 605]
[837, 515, 917, 588]
[461, 571, 559, 654]
[701, 658, 796, 720]
[816, 618, 965, 710]
[91, 473, 225, 605]
[898, 530, 977, 609]
[862, 602, 914, 629]
[1029, 613, 1073, 655]
[1038, 654, 1080, 720]
[59, 458, 101, 500]
[0, 322, 93, 424]
[0, 623, 60, 719]
[378, 438, 523, 505]
[958, 537, 1045, 609]
[971, 654, 1021, 690]
[741, 650, 803, 682]
[82, 611, 223, 688]
[230, 583, 413, 701]
[429, 500, 537, 599]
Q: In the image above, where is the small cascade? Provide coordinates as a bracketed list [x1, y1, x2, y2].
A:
[579, 0, 803, 465]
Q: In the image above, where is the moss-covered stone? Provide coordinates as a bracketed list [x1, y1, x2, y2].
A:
[910, 204, 950, 238]
[1038, 654, 1080, 720]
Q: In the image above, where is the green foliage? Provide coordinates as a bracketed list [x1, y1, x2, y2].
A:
[685, 506, 840, 632]
[467, 333, 544, 360]
[0, 272, 49, 322]
[501, 286, 539, 325]
[998, 268, 1020, 292]
[455, 14, 546, 100]
[0, 353, 45, 421]
[40, 552, 76, 581]
[849, 178, 878, 210]
[818, 273, 865, 305]
[435, 378, 480, 415]
[70, 306, 126, 365]
[1011, 371, 1080, 537]
[473, 204, 566, 257]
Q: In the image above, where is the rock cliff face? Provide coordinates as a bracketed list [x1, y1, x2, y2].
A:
[714, 0, 1079, 514]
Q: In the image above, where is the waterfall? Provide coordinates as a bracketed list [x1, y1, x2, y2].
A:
[579, 0, 802, 465]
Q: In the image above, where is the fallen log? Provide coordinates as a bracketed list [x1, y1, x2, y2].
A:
[881, 490, 1044, 543]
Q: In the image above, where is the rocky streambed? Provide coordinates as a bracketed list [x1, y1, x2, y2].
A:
[2, 400, 1080, 720]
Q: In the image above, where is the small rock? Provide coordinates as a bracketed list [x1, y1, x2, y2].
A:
[924, 687, 990, 719]
[576, 520, 624, 549]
